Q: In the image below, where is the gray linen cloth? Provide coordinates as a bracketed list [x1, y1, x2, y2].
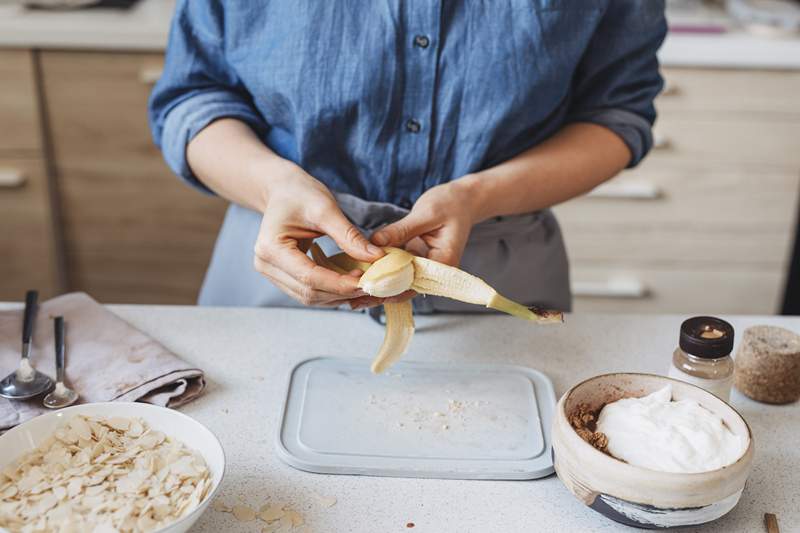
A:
[0, 292, 205, 431]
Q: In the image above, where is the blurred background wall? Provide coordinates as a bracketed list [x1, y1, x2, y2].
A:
[0, 0, 799, 314]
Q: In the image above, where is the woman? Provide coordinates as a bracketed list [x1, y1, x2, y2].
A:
[149, 0, 666, 313]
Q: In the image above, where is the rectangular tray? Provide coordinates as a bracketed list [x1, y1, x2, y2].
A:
[276, 357, 556, 480]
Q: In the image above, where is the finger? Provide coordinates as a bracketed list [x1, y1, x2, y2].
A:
[384, 290, 416, 304]
[267, 270, 353, 307]
[263, 242, 366, 297]
[320, 210, 384, 262]
[422, 224, 470, 267]
[254, 256, 361, 305]
[349, 295, 386, 310]
[371, 210, 441, 247]
[270, 276, 347, 308]
[404, 236, 429, 258]
[426, 246, 463, 267]
[318, 298, 356, 308]
[256, 259, 349, 305]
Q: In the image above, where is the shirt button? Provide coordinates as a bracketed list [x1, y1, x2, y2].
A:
[413, 35, 430, 49]
[405, 119, 421, 133]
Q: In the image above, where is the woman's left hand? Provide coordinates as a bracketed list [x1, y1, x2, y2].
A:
[370, 180, 477, 266]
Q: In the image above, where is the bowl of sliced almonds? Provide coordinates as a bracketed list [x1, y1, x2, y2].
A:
[0, 402, 225, 533]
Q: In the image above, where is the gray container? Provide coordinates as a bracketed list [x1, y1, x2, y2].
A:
[276, 357, 556, 480]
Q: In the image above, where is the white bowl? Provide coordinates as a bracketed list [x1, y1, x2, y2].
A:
[552, 373, 754, 529]
[0, 402, 225, 533]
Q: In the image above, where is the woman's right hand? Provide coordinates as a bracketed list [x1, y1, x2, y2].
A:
[254, 163, 386, 307]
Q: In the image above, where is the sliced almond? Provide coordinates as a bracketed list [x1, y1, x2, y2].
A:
[232, 504, 257, 522]
[257, 504, 285, 523]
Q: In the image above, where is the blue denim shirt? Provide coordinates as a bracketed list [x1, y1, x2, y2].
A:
[149, 0, 666, 207]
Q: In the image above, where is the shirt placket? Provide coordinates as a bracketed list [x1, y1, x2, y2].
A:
[393, 0, 441, 209]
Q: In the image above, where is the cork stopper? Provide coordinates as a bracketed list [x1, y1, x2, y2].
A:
[734, 325, 800, 404]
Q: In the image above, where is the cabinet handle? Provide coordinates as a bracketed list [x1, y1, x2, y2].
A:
[0, 169, 26, 188]
[587, 181, 663, 200]
[653, 129, 671, 150]
[661, 79, 680, 97]
[572, 278, 649, 299]
[138, 66, 164, 85]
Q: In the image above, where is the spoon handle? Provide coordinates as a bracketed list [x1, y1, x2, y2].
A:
[54, 316, 65, 383]
[22, 290, 38, 359]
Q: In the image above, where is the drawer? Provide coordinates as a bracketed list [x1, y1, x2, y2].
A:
[646, 115, 800, 170]
[40, 51, 225, 304]
[0, 158, 59, 299]
[569, 265, 784, 315]
[554, 169, 799, 267]
[554, 169, 800, 231]
[0, 50, 41, 154]
[41, 51, 165, 161]
[558, 225, 792, 268]
[658, 68, 800, 117]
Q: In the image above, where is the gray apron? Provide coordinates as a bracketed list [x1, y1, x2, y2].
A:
[199, 192, 571, 312]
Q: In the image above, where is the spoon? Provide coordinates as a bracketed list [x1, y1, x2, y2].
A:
[0, 290, 54, 400]
[44, 317, 78, 409]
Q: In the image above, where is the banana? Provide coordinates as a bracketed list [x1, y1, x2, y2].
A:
[358, 248, 415, 297]
[309, 243, 562, 373]
[370, 300, 415, 374]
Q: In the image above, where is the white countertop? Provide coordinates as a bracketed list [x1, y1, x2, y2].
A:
[0, 0, 174, 51]
[11, 304, 789, 533]
[1, 0, 800, 69]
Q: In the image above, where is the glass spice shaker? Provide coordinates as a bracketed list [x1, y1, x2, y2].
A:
[668, 316, 735, 402]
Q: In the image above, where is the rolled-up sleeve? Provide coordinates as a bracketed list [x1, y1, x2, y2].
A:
[148, 0, 267, 193]
[567, 0, 667, 167]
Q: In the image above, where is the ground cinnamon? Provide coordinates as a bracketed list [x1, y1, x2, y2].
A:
[568, 403, 608, 453]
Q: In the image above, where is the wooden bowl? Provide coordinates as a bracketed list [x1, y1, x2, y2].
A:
[552, 373, 753, 529]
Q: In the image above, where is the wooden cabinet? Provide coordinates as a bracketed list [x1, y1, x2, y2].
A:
[0, 50, 59, 301]
[554, 67, 800, 314]
[0, 50, 41, 156]
[39, 51, 226, 304]
[0, 157, 60, 300]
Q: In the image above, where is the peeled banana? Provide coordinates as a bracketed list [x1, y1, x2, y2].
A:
[310, 244, 563, 373]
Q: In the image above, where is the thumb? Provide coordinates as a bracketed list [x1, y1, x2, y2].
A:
[427, 246, 463, 267]
[371, 211, 439, 247]
[321, 211, 384, 262]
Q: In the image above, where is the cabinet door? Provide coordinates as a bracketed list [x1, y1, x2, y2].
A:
[40, 51, 227, 304]
[0, 50, 41, 155]
[554, 67, 800, 314]
[569, 265, 783, 315]
[0, 158, 59, 300]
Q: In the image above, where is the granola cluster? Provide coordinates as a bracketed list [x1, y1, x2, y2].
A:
[568, 403, 608, 452]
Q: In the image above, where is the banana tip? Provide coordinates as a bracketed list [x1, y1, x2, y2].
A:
[529, 306, 564, 324]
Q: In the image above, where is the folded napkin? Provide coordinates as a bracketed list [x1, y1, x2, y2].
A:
[0, 292, 205, 431]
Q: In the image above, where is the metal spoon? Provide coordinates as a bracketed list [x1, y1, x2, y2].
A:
[0, 290, 54, 400]
[44, 317, 78, 409]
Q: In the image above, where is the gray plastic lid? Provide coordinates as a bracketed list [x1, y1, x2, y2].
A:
[276, 357, 556, 480]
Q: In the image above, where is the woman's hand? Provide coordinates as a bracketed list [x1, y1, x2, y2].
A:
[370, 180, 478, 266]
[254, 164, 385, 307]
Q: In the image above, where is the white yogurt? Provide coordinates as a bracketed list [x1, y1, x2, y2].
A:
[596, 385, 747, 474]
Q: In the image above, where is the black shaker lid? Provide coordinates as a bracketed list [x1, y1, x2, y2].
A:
[679, 316, 734, 359]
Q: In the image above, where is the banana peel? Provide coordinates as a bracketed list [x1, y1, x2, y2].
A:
[309, 243, 563, 373]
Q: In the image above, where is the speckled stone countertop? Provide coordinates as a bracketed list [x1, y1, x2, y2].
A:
[12, 304, 787, 533]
